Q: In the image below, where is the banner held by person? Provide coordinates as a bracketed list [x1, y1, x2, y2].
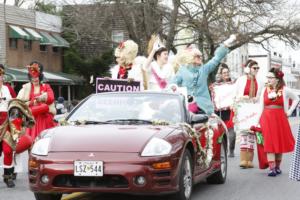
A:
[233, 99, 260, 132]
[210, 82, 236, 111]
[96, 78, 140, 93]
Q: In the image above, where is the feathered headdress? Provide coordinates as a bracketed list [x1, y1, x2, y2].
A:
[147, 34, 165, 56]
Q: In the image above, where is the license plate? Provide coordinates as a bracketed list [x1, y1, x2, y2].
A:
[74, 161, 103, 176]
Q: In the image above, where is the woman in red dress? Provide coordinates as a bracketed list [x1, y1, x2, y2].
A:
[258, 68, 299, 176]
[17, 61, 57, 141]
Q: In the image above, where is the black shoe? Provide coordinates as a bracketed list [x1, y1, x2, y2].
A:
[12, 173, 17, 180]
[228, 150, 235, 157]
[268, 169, 277, 177]
[275, 167, 282, 175]
[3, 175, 15, 188]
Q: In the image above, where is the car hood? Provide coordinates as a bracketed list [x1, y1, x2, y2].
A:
[47, 125, 176, 153]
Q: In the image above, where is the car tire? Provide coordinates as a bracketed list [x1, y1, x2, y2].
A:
[173, 149, 193, 200]
[206, 139, 227, 184]
[34, 192, 62, 200]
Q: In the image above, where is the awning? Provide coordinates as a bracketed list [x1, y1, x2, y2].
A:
[55, 72, 85, 85]
[39, 31, 59, 46]
[5, 68, 29, 82]
[51, 33, 70, 48]
[9, 25, 30, 40]
[24, 28, 43, 41]
[5, 67, 84, 85]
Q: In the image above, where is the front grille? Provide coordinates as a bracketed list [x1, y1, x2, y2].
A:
[154, 171, 171, 177]
[53, 175, 129, 188]
[153, 170, 172, 186]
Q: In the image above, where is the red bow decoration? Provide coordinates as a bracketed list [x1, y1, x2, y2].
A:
[118, 42, 125, 49]
[276, 71, 284, 79]
[27, 63, 40, 78]
[117, 64, 132, 79]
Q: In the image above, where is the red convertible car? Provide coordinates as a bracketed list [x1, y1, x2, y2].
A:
[29, 92, 228, 200]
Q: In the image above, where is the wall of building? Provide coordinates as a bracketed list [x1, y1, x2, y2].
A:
[0, 4, 6, 65]
[0, 4, 63, 72]
[5, 4, 35, 27]
[6, 37, 62, 72]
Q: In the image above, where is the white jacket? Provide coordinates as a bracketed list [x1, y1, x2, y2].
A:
[110, 64, 144, 90]
[0, 85, 11, 112]
[234, 75, 264, 100]
[257, 86, 300, 119]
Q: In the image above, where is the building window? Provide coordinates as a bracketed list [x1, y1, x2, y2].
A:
[53, 47, 59, 53]
[40, 45, 47, 52]
[9, 38, 18, 49]
[112, 30, 124, 48]
[24, 40, 32, 50]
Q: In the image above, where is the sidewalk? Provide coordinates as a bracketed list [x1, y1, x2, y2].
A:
[289, 116, 300, 126]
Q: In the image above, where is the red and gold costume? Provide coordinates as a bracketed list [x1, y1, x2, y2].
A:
[17, 62, 57, 141]
[0, 99, 35, 187]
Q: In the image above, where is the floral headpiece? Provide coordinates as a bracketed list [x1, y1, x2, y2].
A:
[276, 71, 284, 79]
[27, 63, 40, 78]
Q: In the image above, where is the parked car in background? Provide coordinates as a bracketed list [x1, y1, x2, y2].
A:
[29, 92, 228, 200]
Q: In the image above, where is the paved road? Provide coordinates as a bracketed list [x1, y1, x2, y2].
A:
[1, 118, 300, 200]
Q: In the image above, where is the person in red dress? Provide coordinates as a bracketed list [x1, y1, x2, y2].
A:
[17, 61, 57, 141]
[257, 68, 299, 176]
[234, 59, 263, 168]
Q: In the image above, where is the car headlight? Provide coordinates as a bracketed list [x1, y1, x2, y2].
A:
[141, 137, 172, 157]
[31, 137, 51, 156]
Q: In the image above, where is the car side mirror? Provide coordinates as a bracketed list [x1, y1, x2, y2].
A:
[190, 113, 209, 125]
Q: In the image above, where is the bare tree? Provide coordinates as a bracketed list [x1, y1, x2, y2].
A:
[61, 0, 300, 58]
[176, 0, 300, 57]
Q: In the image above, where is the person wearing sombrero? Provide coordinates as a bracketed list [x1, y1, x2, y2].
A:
[17, 61, 57, 141]
[0, 99, 35, 187]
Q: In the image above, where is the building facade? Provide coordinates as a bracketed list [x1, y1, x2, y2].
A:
[0, 4, 69, 72]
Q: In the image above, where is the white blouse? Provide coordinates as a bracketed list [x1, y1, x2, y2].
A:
[110, 63, 144, 90]
[143, 61, 174, 91]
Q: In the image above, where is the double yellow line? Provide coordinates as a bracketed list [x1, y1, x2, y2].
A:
[62, 192, 90, 200]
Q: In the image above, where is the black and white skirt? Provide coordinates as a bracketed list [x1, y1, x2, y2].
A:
[289, 125, 300, 181]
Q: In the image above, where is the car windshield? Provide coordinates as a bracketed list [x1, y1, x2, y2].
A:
[67, 93, 183, 124]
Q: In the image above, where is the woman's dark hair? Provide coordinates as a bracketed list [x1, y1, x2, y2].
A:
[219, 63, 229, 74]
[245, 59, 258, 69]
[28, 61, 44, 82]
[0, 64, 4, 70]
[269, 67, 285, 90]
[219, 63, 231, 82]
[154, 47, 168, 60]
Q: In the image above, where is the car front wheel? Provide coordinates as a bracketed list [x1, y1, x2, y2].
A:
[34, 192, 62, 200]
[173, 149, 193, 200]
[206, 139, 227, 184]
